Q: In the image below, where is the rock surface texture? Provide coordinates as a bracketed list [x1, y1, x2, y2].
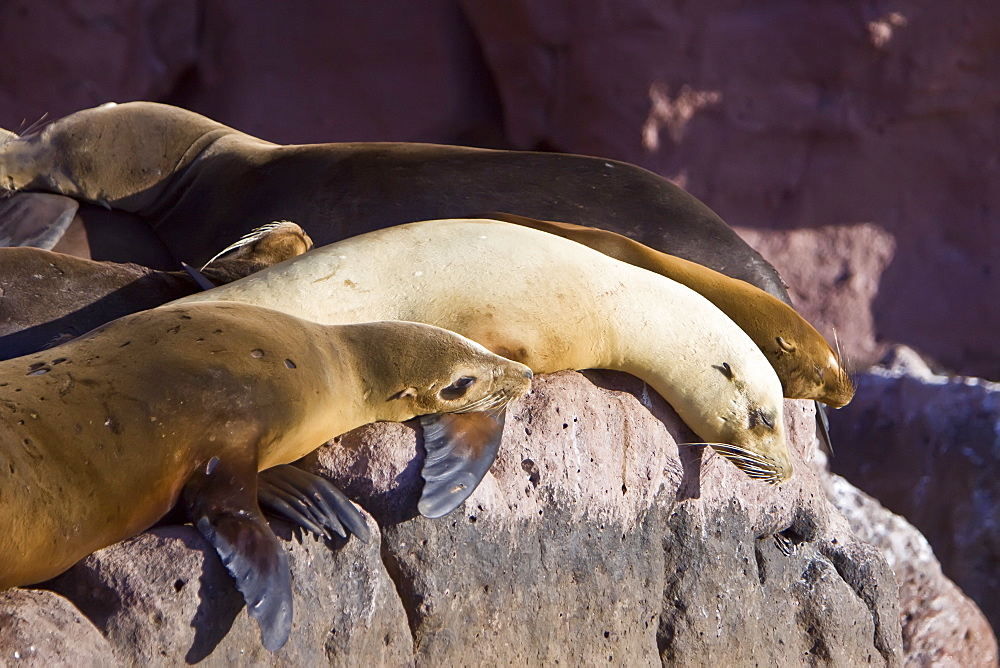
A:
[828, 346, 1000, 639]
[824, 469, 999, 666]
[1, 371, 905, 665]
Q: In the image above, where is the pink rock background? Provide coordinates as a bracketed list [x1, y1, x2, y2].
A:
[1, 0, 996, 379]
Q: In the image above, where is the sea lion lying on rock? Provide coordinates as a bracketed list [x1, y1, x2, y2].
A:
[0, 302, 532, 650]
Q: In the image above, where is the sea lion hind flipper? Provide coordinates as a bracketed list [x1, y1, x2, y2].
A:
[417, 410, 506, 519]
[257, 464, 371, 543]
[183, 460, 292, 652]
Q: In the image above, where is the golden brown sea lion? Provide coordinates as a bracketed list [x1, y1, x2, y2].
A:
[0, 302, 532, 650]
[0, 101, 790, 303]
[174, 218, 792, 484]
[473, 212, 854, 408]
[0, 222, 312, 360]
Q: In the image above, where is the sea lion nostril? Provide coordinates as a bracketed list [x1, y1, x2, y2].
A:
[524, 369, 533, 380]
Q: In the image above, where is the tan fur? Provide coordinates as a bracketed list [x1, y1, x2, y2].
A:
[175, 219, 794, 483]
[479, 213, 854, 407]
[0, 302, 531, 587]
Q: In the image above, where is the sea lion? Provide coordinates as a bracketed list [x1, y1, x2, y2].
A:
[472, 212, 854, 408]
[174, 218, 793, 484]
[0, 101, 790, 303]
[0, 302, 533, 650]
[0, 221, 312, 360]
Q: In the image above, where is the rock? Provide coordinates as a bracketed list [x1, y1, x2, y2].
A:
[824, 470, 998, 666]
[0, 0, 198, 131]
[827, 345, 1000, 638]
[320, 370, 903, 664]
[174, 0, 504, 146]
[0, 588, 112, 664]
[736, 223, 897, 370]
[460, 0, 1000, 380]
[44, 524, 412, 665]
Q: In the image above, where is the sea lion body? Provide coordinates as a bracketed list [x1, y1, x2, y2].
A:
[0, 301, 532, 590]
[477, 213, 854, 408]
[175, 218, 792, 482]
[0, 101, 789, 303]
[0, 221, 312, 360]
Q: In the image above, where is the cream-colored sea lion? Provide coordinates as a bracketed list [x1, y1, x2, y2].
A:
[472, 212, 854, 408]
[0, 221, 312, 360]
[0, 302, 532, 650]
[0, 101, 790, 303]
[174, 218, 792, 484]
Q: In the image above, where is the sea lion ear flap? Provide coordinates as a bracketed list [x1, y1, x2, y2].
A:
[390, 387, 418, 401]
[417, 411, 506, 519]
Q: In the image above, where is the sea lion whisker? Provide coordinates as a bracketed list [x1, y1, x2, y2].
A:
[451, 389, 510, 414]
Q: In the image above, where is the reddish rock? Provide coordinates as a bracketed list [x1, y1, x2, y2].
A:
[459, 0, 1000, 380]
[45, 524, 413, 665]
[737, 223, 897, 370]
[0, 0, 198, 131]
[824, 471, 998, 667]
[174, 0, 503, 146]
[0, 588, 112, 664]
[1, 371, 909, 664]
[828, 345, 1000, 639]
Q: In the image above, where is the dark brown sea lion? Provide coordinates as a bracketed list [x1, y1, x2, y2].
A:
[0, 302, 532, 650]
[0, 221, 312, 360]
[0, 101, 790, 303]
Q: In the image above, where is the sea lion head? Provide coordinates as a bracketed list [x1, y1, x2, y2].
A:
[201, 221, 314, 281]
[342, 321, 534, 422]
[704, 361, 793, 484]
[764, 324, 855, 408]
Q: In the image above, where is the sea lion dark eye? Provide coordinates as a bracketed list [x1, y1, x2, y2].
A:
[750, 409, 775, 430]
[439, 376, 476, 400]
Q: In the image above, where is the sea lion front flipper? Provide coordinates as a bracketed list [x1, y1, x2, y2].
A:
[257, 465, 371, 543]
[0, 192, 79, 249]
[182, 457, 292, 652]
[417, 410, 506, 519]
[815, 401, 834, 456]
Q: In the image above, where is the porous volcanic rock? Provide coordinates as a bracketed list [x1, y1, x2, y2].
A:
[0, 588, 112, 664]
[0, 371, 906, 665]
[828, 345, 1000, 638]
[824, 469, 998, 666]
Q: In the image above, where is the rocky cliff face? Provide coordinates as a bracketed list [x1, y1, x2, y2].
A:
[0, 370, 991, 665]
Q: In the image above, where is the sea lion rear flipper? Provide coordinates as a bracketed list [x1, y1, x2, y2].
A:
[257, 464, 371, 543]
[417, 410, 506, 519]
[182, 457, 292, 652]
